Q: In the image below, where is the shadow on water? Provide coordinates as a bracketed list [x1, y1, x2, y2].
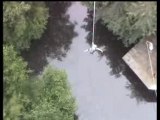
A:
[21, 2, 77, 74]
[124, 66, 156, 103]
[82, 9, 156, 103]
[74, 114, 78, 120]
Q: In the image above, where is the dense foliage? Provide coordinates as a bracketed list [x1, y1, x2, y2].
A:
[3, 46, 76, 120]
[3, 2, 49, 51]
[3, 2, 76, 118]
[83, 2, 157, 46]
[23, 66, 76, 120]
[3, 45, 30, 120]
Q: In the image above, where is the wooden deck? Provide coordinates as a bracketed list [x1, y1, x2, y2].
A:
[122, 35, 157, 90]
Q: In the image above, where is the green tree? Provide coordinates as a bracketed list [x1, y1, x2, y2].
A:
[3, 45, 30, 120]
[3, 2, 49, 51]
[83, 2, 157, 47]
[4, 46, 76, 120]
[23, 66, 76, 120]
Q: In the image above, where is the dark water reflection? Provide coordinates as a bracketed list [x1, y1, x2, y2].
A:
[82, 10, 156, 103]
[124, 66, 156, 103]
[22, 2, 156, 120]
[21, 2, 77, 74]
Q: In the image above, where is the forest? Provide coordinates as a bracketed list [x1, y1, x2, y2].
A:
[3, 2, 76, 120]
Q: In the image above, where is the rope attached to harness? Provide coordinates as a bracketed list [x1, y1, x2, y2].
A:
[92, 1, 96, 45]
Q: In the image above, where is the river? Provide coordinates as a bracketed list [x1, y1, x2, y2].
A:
[22, 2, 157, 120]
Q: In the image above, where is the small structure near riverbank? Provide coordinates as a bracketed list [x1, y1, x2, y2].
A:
[122, 35, 157, 90]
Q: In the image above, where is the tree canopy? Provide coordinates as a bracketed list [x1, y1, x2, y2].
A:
[23, 66, 76, 120]
[3, 2, 49, 51]
[3, 45, 30, 120]
[3, 2, 76, 120]
[3, 45, 76, 119]
[83, 2, 157, 47]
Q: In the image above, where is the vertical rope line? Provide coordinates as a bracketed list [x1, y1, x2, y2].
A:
[146, 41, 157, 98]
[92, 1, 96, 45]
[146, 41, 155, 82]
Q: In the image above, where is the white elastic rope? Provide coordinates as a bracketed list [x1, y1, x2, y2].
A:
[146, 41, 155, 82]
[92, 1, 96, 45]
[146, 41, 157, 98]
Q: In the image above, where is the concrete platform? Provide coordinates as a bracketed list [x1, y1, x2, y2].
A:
[122, 35, 157, 90]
